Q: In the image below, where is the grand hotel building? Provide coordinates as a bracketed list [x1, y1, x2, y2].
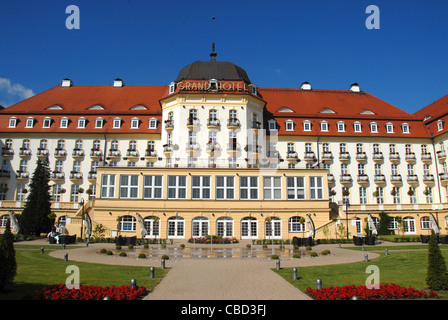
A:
[1, 49, 448, 241]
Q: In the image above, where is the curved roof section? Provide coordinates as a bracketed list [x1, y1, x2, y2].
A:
[175, 58, 251, 84]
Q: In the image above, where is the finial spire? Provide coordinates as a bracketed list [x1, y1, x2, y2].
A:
[210, 17, 217, 61]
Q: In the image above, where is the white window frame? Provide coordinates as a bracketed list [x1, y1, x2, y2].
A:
[240, 176, 258, 200]
[320, 121, 328, 132]
[168, 175, 187, 199]
[8, 117, 17, 128]
[263, 176, 282, 200]
[303, 120, 311, 132]
[77, 117, 86, 128]
[143, 175, 163, 199]
[60, 117, 69, 128]
[287, 176, 305, 200]
[192, 176, 211, 200]
[149, 118, 157, 129]
[216, 176, 235, 200]
[369, 122, 378, 133]
[353, 122, 362, 133]
[113, 118, 122, 129]
[401, 123, 410, 134]
[310, 176, 324, 200]
[25, 117, 34, 128]
[43, 117, 52, 128]
[285, 120, 294, 131]
[385, 122, 394, 133]
[337, 121, 345, 132]
[130, 118, 140, 129]
[95, 118, 104, 129]
[119, 175, 139, 199]
[101, 174, 116, 198]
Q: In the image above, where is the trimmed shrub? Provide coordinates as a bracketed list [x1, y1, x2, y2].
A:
[293, 253, 301, 259]
[106, 250, 113, 255]
[271, 254, 279, 260]
[161, 255, 169, 260]
[426, 232, 448, 290]
[115, 245, 122, 250]
[119, 252, 127, 257]
[100, 248, 107, 254]
[309, 251, 318, 257]
[138, 253, 146, 259]
[321, 249, 331, 256]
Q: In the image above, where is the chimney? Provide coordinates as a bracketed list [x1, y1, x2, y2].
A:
[301, 81, 311, 91]
[61, 78, 73, 88]
[114, 78, 124, 88]
[350, 83, 360, 92]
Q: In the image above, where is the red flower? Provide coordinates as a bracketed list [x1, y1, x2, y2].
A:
[34, 284, 147, 300]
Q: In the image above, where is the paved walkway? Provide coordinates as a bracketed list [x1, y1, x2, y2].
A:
[36, 239, 383, 300]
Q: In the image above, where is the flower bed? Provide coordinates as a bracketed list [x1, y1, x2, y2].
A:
[306, 284, 438, 300]
[34, 284, 147, 300]
[188, 235, 238, 244]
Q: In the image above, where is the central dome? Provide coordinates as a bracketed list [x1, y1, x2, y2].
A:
[175, 52, 251, 84]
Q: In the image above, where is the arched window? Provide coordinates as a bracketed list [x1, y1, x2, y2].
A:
[289, 216, 305, 233]
[216, 217, 233, 238]
[241, 217, 257, 239]
[403, 217, 416, 234]
[120, 215, 136, 232]
[167, 216, 184, 239]
[192, 216, 209, 237]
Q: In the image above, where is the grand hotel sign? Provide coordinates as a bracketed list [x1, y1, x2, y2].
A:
[176, 80, 250, 92]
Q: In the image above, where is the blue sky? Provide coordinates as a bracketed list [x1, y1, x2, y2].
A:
[0, 0, 447, 113]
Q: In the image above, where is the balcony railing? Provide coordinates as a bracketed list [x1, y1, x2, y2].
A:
[227, 118, 240, 128]
[207, 118, 220, 128]
[339, 152, 350, 161]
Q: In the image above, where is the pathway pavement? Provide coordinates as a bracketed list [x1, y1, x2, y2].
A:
[29, 239, 384, 300]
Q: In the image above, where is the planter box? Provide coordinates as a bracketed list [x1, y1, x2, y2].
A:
[353, 236, 364, 246]
[115, 236, 136, 246]
[365, 236, 376, 245]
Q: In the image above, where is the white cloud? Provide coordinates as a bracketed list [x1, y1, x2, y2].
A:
[0, 77, 35, 107]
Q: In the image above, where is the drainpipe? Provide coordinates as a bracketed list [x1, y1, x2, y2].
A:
[431, 134, 442, 223]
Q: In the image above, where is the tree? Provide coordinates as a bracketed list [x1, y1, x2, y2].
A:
[0, 220, 17, 291]
[19, 157, 53, 236]
[426, 232, 448, 290]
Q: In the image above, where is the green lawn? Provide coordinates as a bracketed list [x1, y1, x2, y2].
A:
[0, 245, 169, 300]
[274, 247, 448, 299]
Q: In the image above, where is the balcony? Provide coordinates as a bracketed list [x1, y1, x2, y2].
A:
[374, 174, 386, 184]
[227, 143, 240, 155]
[164, 119, 174, 131]
[72, 148, 85, 158]
[357, 174, 369, 184]
[206, 142, 221, 154]
[19, 148, 32, 158]
[390, 174, 403, 184]
[304, 151, 316, 162]
[37, 148, 49, 158]
[251, 121, 262, 130]
[54, 148, 67, 159]
[207, 118, 220, 129]
[322, 151, 333, 161]
[439, 172, 448, 185]
[227, 118, 240, 129]
[88, 171, 97, 181]
[339, 152, 350, 162]
[286, 151, 299, 162]
[405, 152, 416, 163]
[186, 142, 200, 155]
[186, 117, 200, 130]
[70, 171, 83, 181]
[423, 174, 435, 185]
[372, 152, 384, 162]
[1, 147, 14, 158]
[327, 174, 335, 184]
[437, 150, 447, 162]
[145, 149, 157, 161]
[389, 152, 400, 162]
[0, 170, 11, 180]
[163, 144, 173, 156]
[51, 171, 65, 181]
[90, 148, 102, 159]
[16, 171, 29, 180]
[421, 153, 432, 163]
[356, 152, 367, 162]
[126, 149, 139, 160]
[340, 174, 352, 184]
[407, 174, 419, 184]
[108, 149, 121, 159]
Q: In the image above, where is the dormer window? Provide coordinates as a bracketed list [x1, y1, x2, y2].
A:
[8, 117, 17, 128]
[149, 118, 157, 129]
[303, 120, 311, 132]
[209, 79, 218, 91]
[385, 122, 394, 133]
[43, 117, 52, 128]
[130, 118, 140, 129]
[78, 117, 86, 128]
[369, 122, 378, 133]
[95, 117, 104, 129]
[437, 120, 445, 132]
[337, 121, 345, 132]
[268, 120, 277, 131]
[401, 123, 410, 134]
[353, 121, 362, 133]
[169, 82, 176, 94]
[285, 120, 294, 131]
[25, 117, 34, 128]
[113, 118, 122, 129]
[320, 121, 328, 132]
[60, 117, 69, 128]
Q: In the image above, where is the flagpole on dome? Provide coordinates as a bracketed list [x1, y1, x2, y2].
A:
[210, 17, 217, 61]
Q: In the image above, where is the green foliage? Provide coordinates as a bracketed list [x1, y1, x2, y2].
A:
[19, 158, 52, 236]
[378, 212, 393, 236]
[426, 232, 448, 290]
[0, 220, 17, 291]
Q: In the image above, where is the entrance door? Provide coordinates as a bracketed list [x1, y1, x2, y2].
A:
[265, 217, 282, 239]
[167, 216, 184, 239]
[403, 217, 416, 234]
[241, 217, 258, 239]
[192, 217, 209, 237]
[217, 217, 233, 238]
[144, 216, 160, 238]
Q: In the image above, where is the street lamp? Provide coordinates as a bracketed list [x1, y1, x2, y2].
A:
[345, 199, 350, 240]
